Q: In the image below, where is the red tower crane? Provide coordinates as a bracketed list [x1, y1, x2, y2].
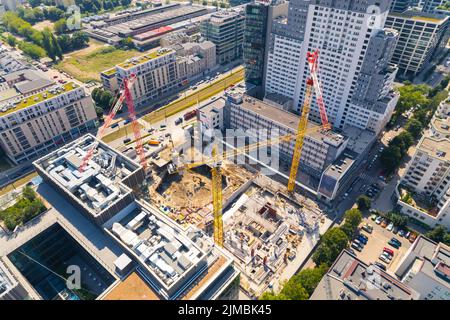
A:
[307, 50, 330, 129]
[79, 74, 147, 172]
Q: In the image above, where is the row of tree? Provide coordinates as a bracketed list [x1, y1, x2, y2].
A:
[75, 0, 132, 13]
[17, 6, 65, 24]
[426, 225, 450, 246]
[3, 12, 89, 61]
[381, 82, 449, 175]
[260, 208, 363, 300]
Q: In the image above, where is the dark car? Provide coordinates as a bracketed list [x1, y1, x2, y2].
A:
[111, 123, 119, 129]
[388, 240, 400, 249]
[374, 262, 387, 271]
[123, 138, 131, 144]
[357, 235, 368, 245]
[391, 237, 402, 247]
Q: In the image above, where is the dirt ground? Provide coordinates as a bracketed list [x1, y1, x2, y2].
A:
[33, 20, 54, 31]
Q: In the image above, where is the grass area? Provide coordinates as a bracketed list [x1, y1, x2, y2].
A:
[118, 49, 171, 69]
[0, 171, 38, 196]
[0, 83, 78, 116]
[102, 123, 144, 144]
[142, 67, 244, 124]
[57, 45, 139, 83]
[0, 186, 47, 231]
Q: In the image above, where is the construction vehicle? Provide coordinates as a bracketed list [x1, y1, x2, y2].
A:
[287, 50, 330, 193]
[79, 74, 148, 172]
[171, 125, 325, 246]
[148, 140, 160, 146]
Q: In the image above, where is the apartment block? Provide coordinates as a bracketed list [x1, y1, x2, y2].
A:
[101, 45, 216, 108]
[0, 83, 97, 165]
[397, 98, 450, 228]
[385, 11, 450, 77]
[200, 9, 245, 65]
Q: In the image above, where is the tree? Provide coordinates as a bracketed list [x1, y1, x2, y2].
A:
[312, 228, 349, 266]
[18, 41, 46, 59]
[22, 186, 36, 202]
[259, 291, 289, 300]
[6, 34, 17, 47]
[291, 264, 328, 296]
[54, 18, 68, 35]
[405, 118, 423, 139]
[343, 209, 363, 230]
[426, 225, 448, 244]
[380, 146, 401, 174]
[356, 195, 371, 211]
[386, 211, 408, 229]
[279, 279, 309, 300]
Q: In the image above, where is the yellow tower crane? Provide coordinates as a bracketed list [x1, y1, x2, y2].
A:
[173, 125, 325, 246]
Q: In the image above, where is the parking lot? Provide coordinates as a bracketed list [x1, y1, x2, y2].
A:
[351, 215, 412, 274]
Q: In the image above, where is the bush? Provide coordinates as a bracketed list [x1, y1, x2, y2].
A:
[0, 187, 46, 231]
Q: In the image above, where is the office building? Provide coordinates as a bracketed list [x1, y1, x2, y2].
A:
[104, 200, 240, 300]
[422, 0, 447, 12]
[0, 83, 97, 165]
[390, 0, 413, 13]
[243, 0, 288, 88]
[33, 134, 146, 226]
[310, 250, 419, 300]
[395, 235, 450, 300]
[200, 9, 245, 64]
[385, 11, 450, 77]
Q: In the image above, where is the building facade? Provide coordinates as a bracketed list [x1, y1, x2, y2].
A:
[385, 11, 450, 77]
[200, 9, 245, 65]
[390, 0, 413, 13]
[422, 0, 447, 13]
[0, 83, 97, 164]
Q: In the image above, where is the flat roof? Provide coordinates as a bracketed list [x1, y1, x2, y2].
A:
[311, 250, 418, 300]
[117, 48, 174, 70]
[432, 117, 450, 135]
[389, 10, 449, 24]
[33, 134, 141, 216]
[418, 136, 450, 162]
[0, 82, 79, 116]
[102, 272, 160, 300]
[237, 94, 346, 146]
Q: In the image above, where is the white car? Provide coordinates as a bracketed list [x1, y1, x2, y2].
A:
[375, 216, 383, 225]
[387, 222, 394, 231]
[379, 254, 390, 264]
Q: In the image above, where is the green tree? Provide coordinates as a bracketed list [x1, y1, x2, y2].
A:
[279, 279, 309, 300]
[426, 225, 448, 244]
[343, 208, 363, 230]
[18, 41, 46, 59]
[6, 34, 17, 47]
[54, 18, 68, 35]
[405, 118, 423, 139]
[259, 291, 288, 300]
[356, 195, 371, 211]
[22, 186, 36, 202]
[312, 228, 349, 266]
[291, 264, 328, 296]
[380, 146, 402, 174]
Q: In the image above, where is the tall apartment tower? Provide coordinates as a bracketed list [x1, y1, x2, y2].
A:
[243, 0, 288, 89]
[290, 0, 399, 134]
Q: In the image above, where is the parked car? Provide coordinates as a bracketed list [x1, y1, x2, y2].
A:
[374, 262, 387, 271]
[379, 254, 390, 264]
[175, 117, 183, 125]
[393, 226, 399, 234]
[371, 214, 378, 221]
[111, 123, 119, 129]
[357, 235, 368, 245]
[351, 242, 363, 252]
[405, 231, 411, 239]
[124, 119, 131, 125]
[391, 237, 402, 247]
[160, 124, 167, 129]
[353, 239, 363, 247]
[362, 223, 373, 233]
[383, 247, 394, 256]
[409, 233, 417, 243]
[398, 230, 406, 237]
[388, 240, 400, 249]
[147, 128, 155, 133]
[123, 138, 131, 144]
[381, 252, 392, 261]
[381, 219, 388, 228]
[375, 216, 383, 224]
[387, 222, 394, 231]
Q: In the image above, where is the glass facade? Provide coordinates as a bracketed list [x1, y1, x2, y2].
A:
[243, 4, 269, 86]
[8, 223, 115, 300]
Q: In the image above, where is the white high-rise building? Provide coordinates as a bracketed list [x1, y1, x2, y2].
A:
[264, 0, 399, 135]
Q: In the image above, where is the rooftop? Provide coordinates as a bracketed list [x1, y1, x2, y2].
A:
[102, 272, 160, 300]
[431, 116, 450, 135]
[117, 48, 174, 70]
[0, 261, 15, 298]
[0, 82, 79, 116]
[418, 137, 450, 162]
[310, 250, 419, 300]
[33, 134, 141, 217]
[389, 10, 449, 24]
[108, 200, 237, 300]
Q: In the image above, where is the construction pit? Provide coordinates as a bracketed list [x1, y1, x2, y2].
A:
[221, 174, 328, 298]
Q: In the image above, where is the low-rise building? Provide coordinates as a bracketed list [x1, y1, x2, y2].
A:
[0, 83, 97, 164]
[395, 235, 450, 300]
[0, 260, 28, 300]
